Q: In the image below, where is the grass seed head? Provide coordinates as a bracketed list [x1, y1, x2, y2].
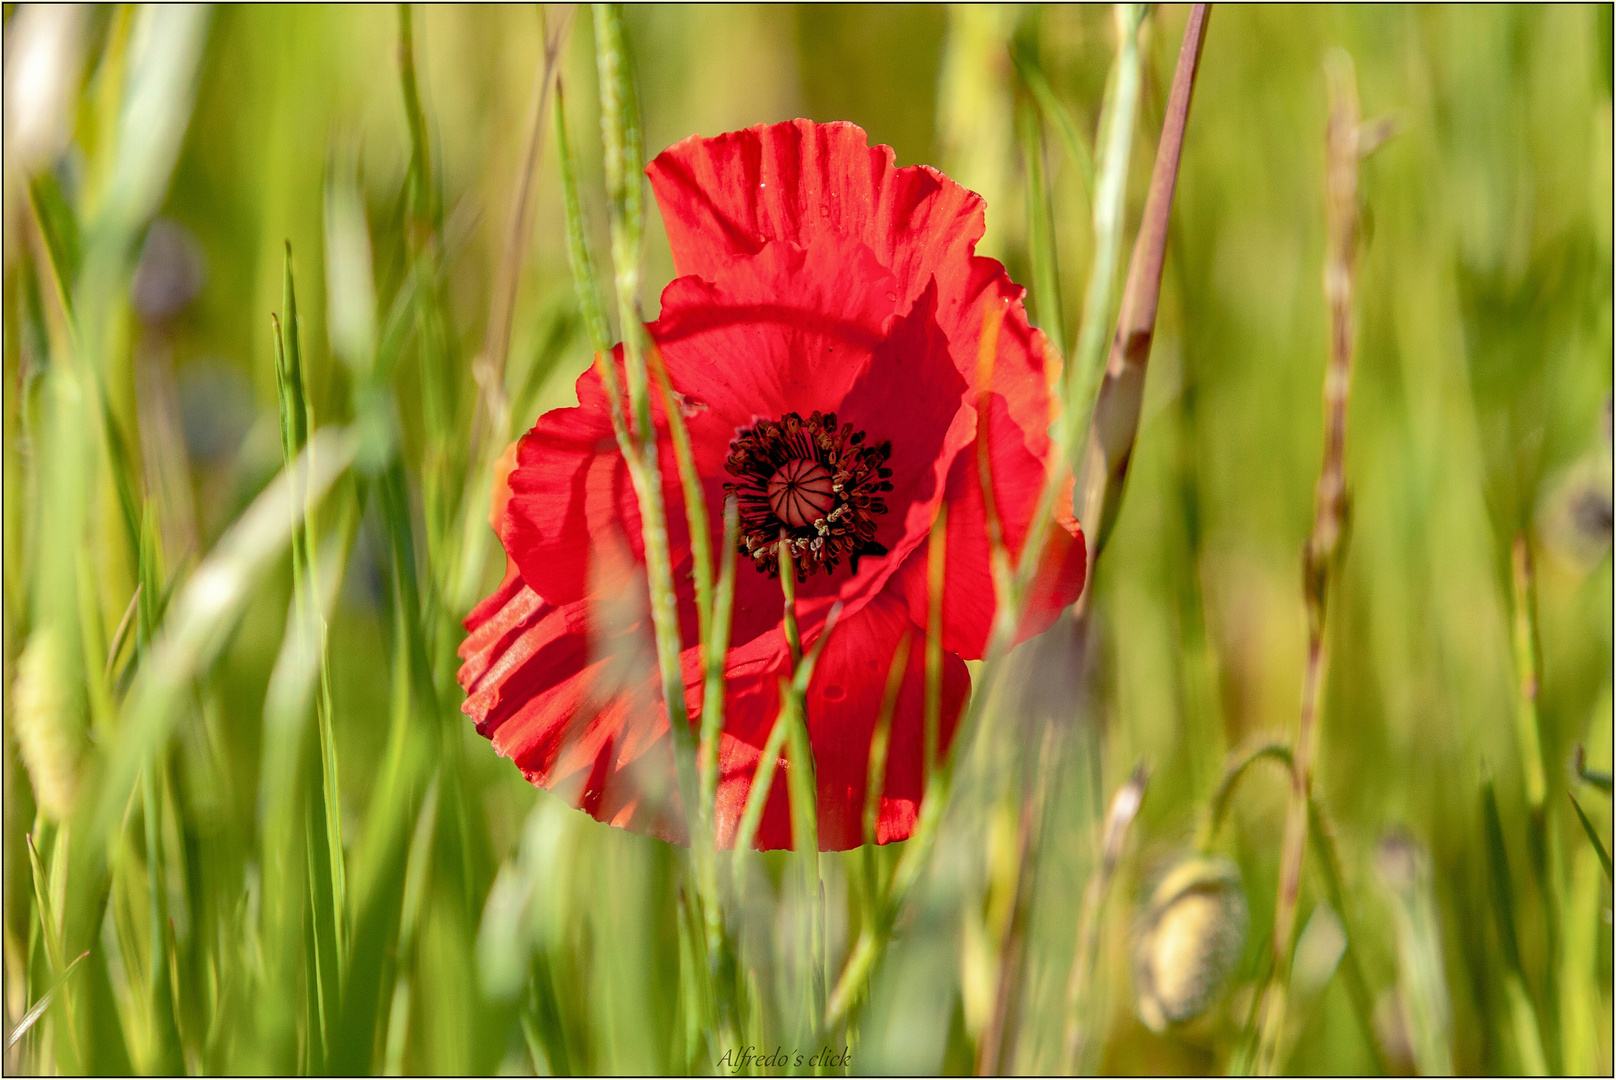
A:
[11, 629, 82, 820]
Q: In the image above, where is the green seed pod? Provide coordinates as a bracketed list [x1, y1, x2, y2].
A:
[1133, 855, 1248, 1033]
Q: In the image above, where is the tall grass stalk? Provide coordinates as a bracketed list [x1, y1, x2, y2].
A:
[1507, 533, 1568, 1071]
[1252, 51, 1391, 1075]
[472, 7, 572, 450]
[1058, 9, 1210, 1069]
[591, 4, 702, 841]
[1063, 3, 1144, 452]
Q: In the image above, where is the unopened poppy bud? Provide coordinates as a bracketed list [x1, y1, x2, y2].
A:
[11, 630, 82, 820]
[1538, 454, 1612, 569]
[1134, 855, 1248, 1033]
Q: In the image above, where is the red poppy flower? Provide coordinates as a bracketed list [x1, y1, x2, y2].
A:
[458, 120, 1086, 851]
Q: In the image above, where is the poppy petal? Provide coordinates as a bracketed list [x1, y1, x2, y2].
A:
[649, 120, 1061, 457]
[709, 589, 970, 851]
[648, 119, 983, 311]
[891, 423, 1087, 661]
[459, 560, 692, 842]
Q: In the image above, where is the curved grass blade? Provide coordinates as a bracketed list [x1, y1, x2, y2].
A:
[7, 950, 90, 1051]
[1567, 793, 1612, 882]
[83, 428, 358, 847]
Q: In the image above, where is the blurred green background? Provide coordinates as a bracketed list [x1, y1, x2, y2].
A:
[2, 4, 1610, 1075]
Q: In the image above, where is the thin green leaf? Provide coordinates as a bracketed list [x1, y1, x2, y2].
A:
[1480, 770, 1524, 973]
[1568, 793, 1612, 882]
[26, 174, 81, 321]
[1011, 43, 1095, 193]
[732, 604, 842, 858]
[698, 497, 740, 836]
[397, 3, 439, 233]
[27, 834, 64, 976]
[555, 80, 613, 354]
[651, 341, 713, 654]
[592, 3, 700, 854]
[1065, 2, 1145, 468]
[863, 632, 914, 852]
[1017, 95, 1065, 357]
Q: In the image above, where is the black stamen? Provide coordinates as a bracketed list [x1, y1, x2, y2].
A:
[724, 410, 893, 580]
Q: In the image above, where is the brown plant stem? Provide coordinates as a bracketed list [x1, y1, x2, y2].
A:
[1075, 2, 1211, 567]
[1253, 51, 1383, 1075]
[471, 6, 572, 451]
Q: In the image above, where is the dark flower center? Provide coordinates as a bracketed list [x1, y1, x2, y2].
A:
[724, 410, 893, 581]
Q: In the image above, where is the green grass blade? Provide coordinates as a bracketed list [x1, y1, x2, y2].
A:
[26, 174, 81, 321]
[732, 704, 794, 861]
[81, 428, 357, 848]
[1010, 43, 1095, 193]
[26, 834, 64, 977]
[397, 3, 440, 235]
[1065, 3, 1144, 457]
[1479, 771, 1525, 973]
[1017, 94, 1065, 358]
[652, 345, 713, 643]
[1567, 793, 1612, 882]
[1479, 773, 1548, 1072]
[593, 2, 699, 850]
[555, 81, 613, 355]
[698, 497, 740, 839]
[863, 632, 914, 853]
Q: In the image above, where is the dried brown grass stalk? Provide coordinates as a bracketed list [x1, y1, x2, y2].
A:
[1253, 51, 1391, 1075]
[472, 6, 573, 449]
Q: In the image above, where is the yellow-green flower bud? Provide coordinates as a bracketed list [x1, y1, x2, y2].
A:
[1134, 855, 1248, 1033]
